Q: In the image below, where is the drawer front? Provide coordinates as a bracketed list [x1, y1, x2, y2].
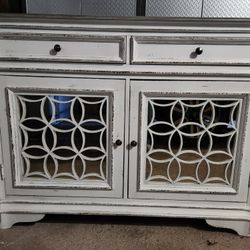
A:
[0, 34, 126, 64]
[131, 36, 250, 65]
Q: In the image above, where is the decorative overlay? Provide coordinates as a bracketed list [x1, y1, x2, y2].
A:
[144, 96, 243, 186]
[14, 93, 110, 183]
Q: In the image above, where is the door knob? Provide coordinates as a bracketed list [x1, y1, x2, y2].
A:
[53, 44, 61, 53]
[195, 47, 203, 55]
[130, 141, 138, 147]
[115, 139, 122, 146]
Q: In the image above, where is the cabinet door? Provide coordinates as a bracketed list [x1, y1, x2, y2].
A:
[0, 76, 125, 198]
[129, 80, 250, 202]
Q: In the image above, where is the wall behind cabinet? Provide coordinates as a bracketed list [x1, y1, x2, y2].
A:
[25, 0, 137, 16]
[146, 0, 202, 17]
[25, 0, 81, 15]
[146, 0, 250, 18]
[203, 0, 250, 18]
[81, 0, 136, 16]
[23, 0, 250, 18]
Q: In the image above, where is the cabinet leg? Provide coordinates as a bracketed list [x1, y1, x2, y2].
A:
[206, 219, 250, 237]
[0, 213, 45, 229]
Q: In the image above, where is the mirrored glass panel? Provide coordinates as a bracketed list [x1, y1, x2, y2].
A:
[144, 97, 243, 186]
[14, 93, 110, 183]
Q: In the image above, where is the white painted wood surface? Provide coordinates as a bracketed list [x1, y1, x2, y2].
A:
[1, 76, 125, 198]
[131, 36, 250, 65]
[129, 80, 250, 202]
[0, 15, 249, 236]
[0, 35, 126, 63]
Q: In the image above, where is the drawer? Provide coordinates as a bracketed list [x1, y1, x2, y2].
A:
[0, 34, 126, 64]
[131, 36, 250, 65]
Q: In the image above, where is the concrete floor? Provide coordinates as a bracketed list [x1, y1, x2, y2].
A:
[0, 215, 250, 250]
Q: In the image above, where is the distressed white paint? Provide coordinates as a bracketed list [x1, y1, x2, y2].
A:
[131, 36, 250, 65]
[206, 219, 250, 236]
[0, 213, 45, 229]
[0, 35, 126, 64]
[2, 76, 125, 198]
[129, 80, 250, 202]
[0, 15, 249, 236]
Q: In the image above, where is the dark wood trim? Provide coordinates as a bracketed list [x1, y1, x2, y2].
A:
[9, 0, 22, 12]
[136, 0, 146, 16]
[0, 0, 23, 13]
[0, 0, 10, 12]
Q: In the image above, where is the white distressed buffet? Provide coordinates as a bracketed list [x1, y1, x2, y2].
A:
[0, 15, 250, 236]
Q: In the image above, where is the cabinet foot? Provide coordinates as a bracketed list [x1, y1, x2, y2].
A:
[0, 213, 45, 229]
[206, 219, 250, 237]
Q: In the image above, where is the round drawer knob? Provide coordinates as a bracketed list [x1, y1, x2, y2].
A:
[130, 141, 138, 147]
[54, 44, 61, 53]
[195, 47, 203, 55]
[115, 140, 122, 146]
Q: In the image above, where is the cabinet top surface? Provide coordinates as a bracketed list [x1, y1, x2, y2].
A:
[1, 14, 250, 32]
